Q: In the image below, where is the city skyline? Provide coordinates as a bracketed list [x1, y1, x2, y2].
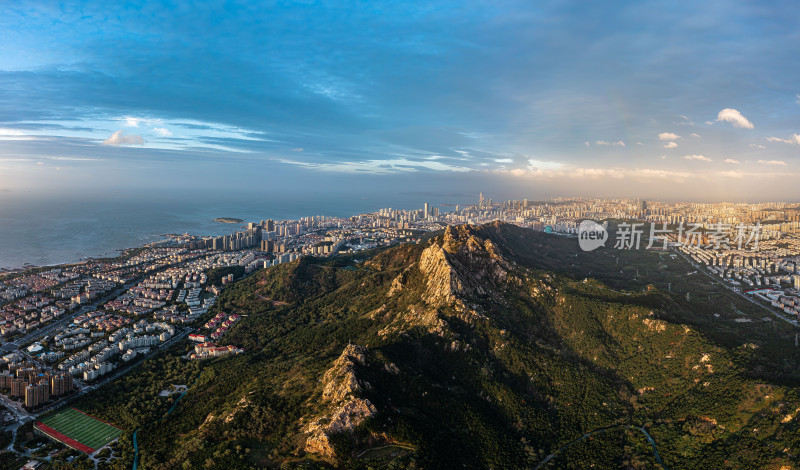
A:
[1, 1, 799, 200]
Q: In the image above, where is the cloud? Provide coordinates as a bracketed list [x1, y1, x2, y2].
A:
[663, 142, 678, 149]
[102, 130, 144, 146]
[749, 143, 765, 149]
[278, 157, 472, 174]
[0, 128, 39, 141]
[724, 158, 739, 164]
[716, 108, 754, 129]
[690, 133, 700, 138]
[152, 127, 172, 137]
[124, 117, 143, 127]
[758, 159, 786, 166]
[683, 154, 712, 162]
[594, 140, 625, 147]
[292, 147, 304, 152]
[658, 132, 680, 141]
[766, 134, 800, 145]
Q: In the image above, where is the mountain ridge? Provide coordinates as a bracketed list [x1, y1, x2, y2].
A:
[73, 221, 800, 469]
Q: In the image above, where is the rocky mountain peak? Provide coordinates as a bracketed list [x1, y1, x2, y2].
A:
[418, 224, 513, 310]
[304, 344, 377, 460]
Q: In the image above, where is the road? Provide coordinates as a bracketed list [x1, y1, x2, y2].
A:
[0, 282, 135, 355]
[672, 249, 799, 327]
[534, 424, 667, 469]
[30, 326, 194, 417]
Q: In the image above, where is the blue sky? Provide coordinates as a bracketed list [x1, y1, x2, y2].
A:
[1, 0, 799, 201]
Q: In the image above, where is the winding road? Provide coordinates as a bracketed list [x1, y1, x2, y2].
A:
[132, 376, 198, 470]
[533, 425, 667, 470]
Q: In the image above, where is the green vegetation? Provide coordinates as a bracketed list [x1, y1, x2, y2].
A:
[206, 265, 246, 285]
[68, 222, 800, 469]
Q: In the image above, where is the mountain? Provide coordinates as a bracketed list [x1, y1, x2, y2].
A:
[75, 222, 800, 470]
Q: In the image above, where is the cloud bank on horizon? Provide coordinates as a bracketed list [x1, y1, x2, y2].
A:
[0, 0, 799, 200]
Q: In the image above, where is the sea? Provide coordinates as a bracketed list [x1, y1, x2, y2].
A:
[0, 190, 470, 270]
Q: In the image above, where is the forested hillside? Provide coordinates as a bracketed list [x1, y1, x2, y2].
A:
[75, 222, 800, 469]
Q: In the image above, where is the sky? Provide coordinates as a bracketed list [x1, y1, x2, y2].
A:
[0, 0, 799, 202]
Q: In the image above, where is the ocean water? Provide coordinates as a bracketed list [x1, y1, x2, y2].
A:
[0, 190, 466, 270]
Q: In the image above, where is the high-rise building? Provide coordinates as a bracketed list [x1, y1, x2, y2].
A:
[50, 372, 73, 396]
[0, 372, 12, 389]
[424, 203, 430, 219]
[24, 384, 36, 408]
[11, 379, 25, 397]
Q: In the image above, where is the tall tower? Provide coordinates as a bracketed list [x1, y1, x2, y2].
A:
[423, 202, 430, 219]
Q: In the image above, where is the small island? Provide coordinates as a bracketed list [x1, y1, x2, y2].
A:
[214, 217, 244, 224]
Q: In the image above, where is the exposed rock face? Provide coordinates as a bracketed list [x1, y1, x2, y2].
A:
[419, 242, 464, 306]
[304, 345, 377, 459]
[387, 264, 414, 297]
[418, 225, 513, 310]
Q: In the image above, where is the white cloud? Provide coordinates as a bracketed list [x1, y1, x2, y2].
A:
[797, 94, 800, 105]
[749, 143, 766, 149]
[526, 159, 564, 170]
[152, 127, 172, 137]
[716, 108, 754, 129]
[494, 165, 797, 187]
[658, 132, 680, 141]
[690, 133, 700, 138]
[584, 141, 590, 147]
[724, 158, 740, 164]
[683, 154, 712, 162]
[663, 142, 678, 149]
[277, 157, 472, 174]
[766, 134, 800, 145]
[594, 140, 626, 147]
[124, 117, 144, 127]
[758, 159, 787, 166]
[102, 130, 144, 146]
[292, 148, 304, 152]
[0, 128, 37, 141]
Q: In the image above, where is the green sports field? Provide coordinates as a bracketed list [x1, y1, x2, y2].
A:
[39, 408, 122, 452]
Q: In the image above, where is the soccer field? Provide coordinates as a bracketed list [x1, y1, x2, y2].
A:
[38, 408, 122, 453]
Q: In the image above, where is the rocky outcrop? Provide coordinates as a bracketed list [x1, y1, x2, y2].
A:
[419, 242, 464, 306]
[387, 264, 414, 297]
[418, 225, 514, 310]
[304, 345, 377, 459]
